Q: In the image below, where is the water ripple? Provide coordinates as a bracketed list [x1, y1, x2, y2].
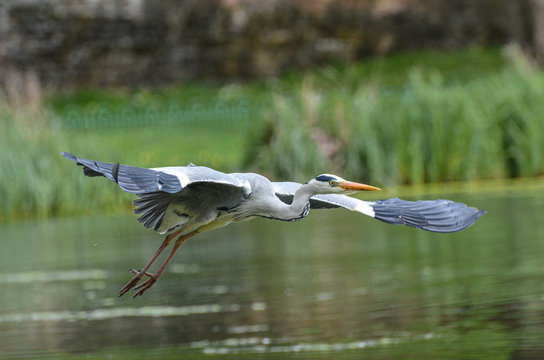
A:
[0, 304, 240, 323]
[0, 269, 108, 284]
[200, 333, 437, 355]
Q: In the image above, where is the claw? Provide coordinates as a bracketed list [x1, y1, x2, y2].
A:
[119, 272, 145, 297]
[120, 268, 160, 297]
[132, 276, 158, 298]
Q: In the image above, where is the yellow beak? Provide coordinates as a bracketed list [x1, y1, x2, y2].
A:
[338, 181, 381, 191]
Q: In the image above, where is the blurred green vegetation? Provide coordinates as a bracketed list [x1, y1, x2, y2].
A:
[0, 105, 130, 220]
[244, 47, 544, 184]
[1, 46, 543, 220]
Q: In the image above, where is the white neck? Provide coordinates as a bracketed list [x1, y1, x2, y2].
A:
[261, 183, 316, 221]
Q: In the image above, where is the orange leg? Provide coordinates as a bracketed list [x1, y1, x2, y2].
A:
[119, 228, 184, 297]
[132, 230, 199, 298]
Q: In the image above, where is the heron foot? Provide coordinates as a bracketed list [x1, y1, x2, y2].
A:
[119, 269, 150, 297]
[132, 275, 159, 298]
[119, 274, 142, 297]
[119, 231, 196, 298]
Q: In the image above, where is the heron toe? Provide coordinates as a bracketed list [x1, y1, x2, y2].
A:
[119, 273, 145, 297]
[132, 276, 158, 297]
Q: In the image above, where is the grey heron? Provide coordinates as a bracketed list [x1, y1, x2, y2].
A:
[62, 152, 485, 298]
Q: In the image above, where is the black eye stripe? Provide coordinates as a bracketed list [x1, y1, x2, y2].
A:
[315, 175, 336, 182]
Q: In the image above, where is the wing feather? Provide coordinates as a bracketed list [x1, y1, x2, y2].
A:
[62, 152, 251, 232]
[371, 198, 486, 233]
[62, 152, 248, 194]
[272, 181, 485, 233]
[62, 152, 182, 194]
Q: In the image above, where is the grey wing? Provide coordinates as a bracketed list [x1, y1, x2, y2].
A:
[272, 182, 486, 233]
[369, 198, 486, 233]
[62, 152, 181, 194]
[62, 152, 250, 231]
[133, 182, 244, 233]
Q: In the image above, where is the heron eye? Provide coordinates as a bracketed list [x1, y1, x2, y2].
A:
[329, 180, 336, 186]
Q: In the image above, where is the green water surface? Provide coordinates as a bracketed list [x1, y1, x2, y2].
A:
[0, 188, 543, 359]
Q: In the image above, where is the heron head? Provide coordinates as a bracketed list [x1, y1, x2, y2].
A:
[309, 174, 381, 194]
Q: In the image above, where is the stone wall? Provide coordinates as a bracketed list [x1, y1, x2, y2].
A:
[0, 0, 540, 89]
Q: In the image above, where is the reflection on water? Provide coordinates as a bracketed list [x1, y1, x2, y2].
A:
[0, 269, 108, 284]
[1, 189, 544, 359]
[0, 304, 242, 323]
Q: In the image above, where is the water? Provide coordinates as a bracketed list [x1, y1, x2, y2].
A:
[1, 188, 543, 359]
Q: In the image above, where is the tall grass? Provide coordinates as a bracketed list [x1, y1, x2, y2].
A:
[2, 47, 542, 219]
[0, 73, 132, 220]
[244, 51, 544, 185]
[244, 90, 326, 180]
[0, 103, 132, 220]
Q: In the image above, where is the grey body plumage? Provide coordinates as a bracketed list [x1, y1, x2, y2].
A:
[62, 152, 485, 297]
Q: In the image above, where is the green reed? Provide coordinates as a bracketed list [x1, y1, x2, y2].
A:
[245, 55, 544, 185]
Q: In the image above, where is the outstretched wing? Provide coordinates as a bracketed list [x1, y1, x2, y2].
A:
[62, 152, 248, 195]
[272, 181, 486, 233]
[367, 197, 486, 233]
[62, 152, 182, 194]
[62, 152, 251, 232]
